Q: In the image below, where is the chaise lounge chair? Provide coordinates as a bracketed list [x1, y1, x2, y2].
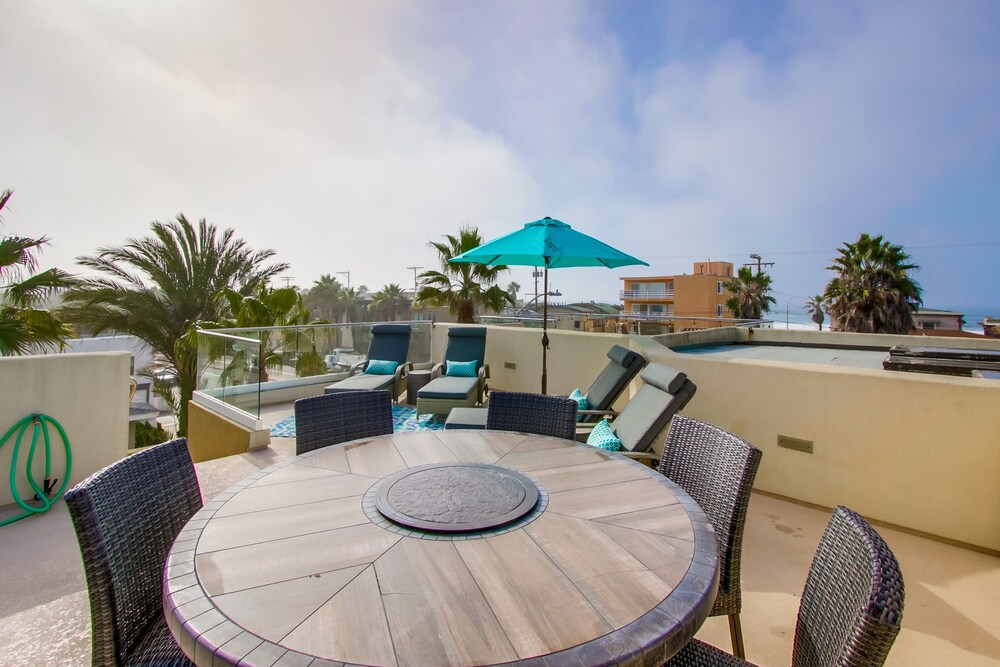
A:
[576, 362, 697, 463]
[324, 324, 412, 402]
[416, 326, 489, 417]
[573, 344, 647, 423]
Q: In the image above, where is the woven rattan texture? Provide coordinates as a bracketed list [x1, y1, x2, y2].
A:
[658, 416, 762, 620]
[64, 438, 201, 667]
[667, 506, 904, 667]
[294, 390, 393, 455]
[792, 506, 904, 667]
[486, 391, 578, 440]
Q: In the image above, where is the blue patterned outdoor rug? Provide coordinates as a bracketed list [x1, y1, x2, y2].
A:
[270, 405, 445, 438]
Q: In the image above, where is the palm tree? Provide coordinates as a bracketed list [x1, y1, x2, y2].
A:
[206, 284, 310, 382]
[823, 233, 922, 334]
[340, 286, 367, 323]
[722, 266, 777, 320]
[59, 215, 288, 435]
[805, 295, 825, 331]
[303, 274, 344, 322]
[416, 226, 513, 323]
[369, 284, 409, 321]
[1, 190, 76, 355]
[506, 281, 521, 305]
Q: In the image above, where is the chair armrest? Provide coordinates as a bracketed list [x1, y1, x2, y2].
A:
[394, 362, 413, 381]
[431, 362, 444, 379]
[620, 451, 659, 468]
[348, 360, 366, 377]
[577, 409, 618, 419]
[479, 364, 490, 380]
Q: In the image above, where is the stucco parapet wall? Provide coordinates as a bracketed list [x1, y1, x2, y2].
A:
[629, 333, 1000, 552]
[0, 351, 130, 507]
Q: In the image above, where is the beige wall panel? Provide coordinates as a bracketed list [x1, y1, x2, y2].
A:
[0, 352, 129, 507]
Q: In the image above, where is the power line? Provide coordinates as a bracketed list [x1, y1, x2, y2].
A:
[642, 240, 1000, 261]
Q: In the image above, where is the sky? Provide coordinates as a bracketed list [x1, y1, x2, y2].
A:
[3, 0, 999, 324]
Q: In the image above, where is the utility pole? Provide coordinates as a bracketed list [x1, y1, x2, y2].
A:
[280, 276, 295, 288]
[744, 253, 775, 275]
[406, 266, 423, 300]
[532, 268, 542, 307]
[337, 271, 351, 289]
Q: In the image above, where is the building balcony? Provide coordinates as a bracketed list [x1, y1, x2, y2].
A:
[621, 289, 675, 300]
[1, 323, 999, 665]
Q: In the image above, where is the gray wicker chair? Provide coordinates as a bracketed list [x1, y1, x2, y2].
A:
[486, 391, 578, 440]
[64, 438, 201, 667]
[658, 416, 762, 659]
[294, 389, 394, 455]
[666, 505, 904, 667]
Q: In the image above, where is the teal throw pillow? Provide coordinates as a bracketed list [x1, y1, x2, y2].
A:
[586, 418, 622, 452]
[366, 359, 399, 375]
[445, 359, 478, 377]
[568, 388, 589, 421]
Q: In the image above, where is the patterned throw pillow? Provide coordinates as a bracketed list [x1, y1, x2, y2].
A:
[445, 359, 478, 377]
[568, 388, 589, 421]
[366, 359, 399, 375]
[586, 417, 622, 451]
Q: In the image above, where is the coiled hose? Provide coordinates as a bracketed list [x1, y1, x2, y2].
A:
[0, 414, 72, 526]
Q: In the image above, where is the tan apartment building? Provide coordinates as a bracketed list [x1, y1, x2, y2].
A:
[620, 261, 733, 330]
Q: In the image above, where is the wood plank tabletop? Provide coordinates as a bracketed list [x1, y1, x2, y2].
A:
[164, 430, 719, 667]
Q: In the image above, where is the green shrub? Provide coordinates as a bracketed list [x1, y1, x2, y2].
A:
[135, 421, 171, 448]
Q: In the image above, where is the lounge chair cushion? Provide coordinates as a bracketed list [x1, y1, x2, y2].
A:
[366, 359, 399, 375]
[586, 418, 622, 451]
[417, 376, 478, 400]
[446, 359, 478, 377]
[324, 373, 394, 393]
[639, 364, 688, 395]
[611, 365, 690, 452]
[585, 345, 646, 411]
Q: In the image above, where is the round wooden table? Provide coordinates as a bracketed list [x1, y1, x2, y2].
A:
[164, 430, 719, 666]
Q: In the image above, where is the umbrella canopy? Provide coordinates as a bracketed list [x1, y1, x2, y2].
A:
[450, 217, 648, 393]
[449, 217, 647, 269]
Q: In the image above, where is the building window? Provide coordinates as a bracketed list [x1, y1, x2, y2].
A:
[667, 281, 674, 291]
[921, 322, 937, 330]
[717, 305, 724, 317]
[717, 281, 723, 294]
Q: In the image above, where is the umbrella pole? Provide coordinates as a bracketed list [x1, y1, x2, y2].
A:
[541, 264, 549, 394]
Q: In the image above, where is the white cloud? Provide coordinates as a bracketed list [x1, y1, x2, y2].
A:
[2, 0, 997, 309]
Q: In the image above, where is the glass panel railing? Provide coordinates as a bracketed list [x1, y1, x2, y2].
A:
[196, 331, 264, 419]
[194, 321, 434, 421]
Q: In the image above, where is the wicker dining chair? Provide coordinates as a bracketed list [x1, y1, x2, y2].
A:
[294, 389, 394, 455]
[64, 438, 201, 667]
[657, 416, 762, 659]
[666, 505, 905, 667]
[486, 391, 578, 440]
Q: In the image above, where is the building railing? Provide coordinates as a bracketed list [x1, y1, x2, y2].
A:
[620, 289, 675, 299]
[192, 321, 432, 428]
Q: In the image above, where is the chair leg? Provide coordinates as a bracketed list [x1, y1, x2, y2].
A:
[728, 613, 745, 659]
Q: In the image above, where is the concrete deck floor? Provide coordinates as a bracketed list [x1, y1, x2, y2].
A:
[2, 404, 998, 666]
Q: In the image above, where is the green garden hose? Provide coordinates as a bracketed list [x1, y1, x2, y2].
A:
[0, 414, 72, 526]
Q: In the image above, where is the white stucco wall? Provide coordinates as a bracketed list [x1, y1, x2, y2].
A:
[0, 352, 129, 508]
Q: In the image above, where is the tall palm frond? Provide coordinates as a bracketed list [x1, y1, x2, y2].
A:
[0, 190, 76, 355]
[416, 226, 513, 323]
[823, 233, 922, 334]
[723, 266, 776, 320]
[59, 214, 288, 435]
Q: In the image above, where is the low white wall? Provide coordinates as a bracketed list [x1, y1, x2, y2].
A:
[632, 335, 1000, 552]
[0, 352, 129, 507]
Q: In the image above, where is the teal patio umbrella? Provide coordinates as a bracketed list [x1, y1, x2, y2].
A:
[449, 216, 648, 393]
